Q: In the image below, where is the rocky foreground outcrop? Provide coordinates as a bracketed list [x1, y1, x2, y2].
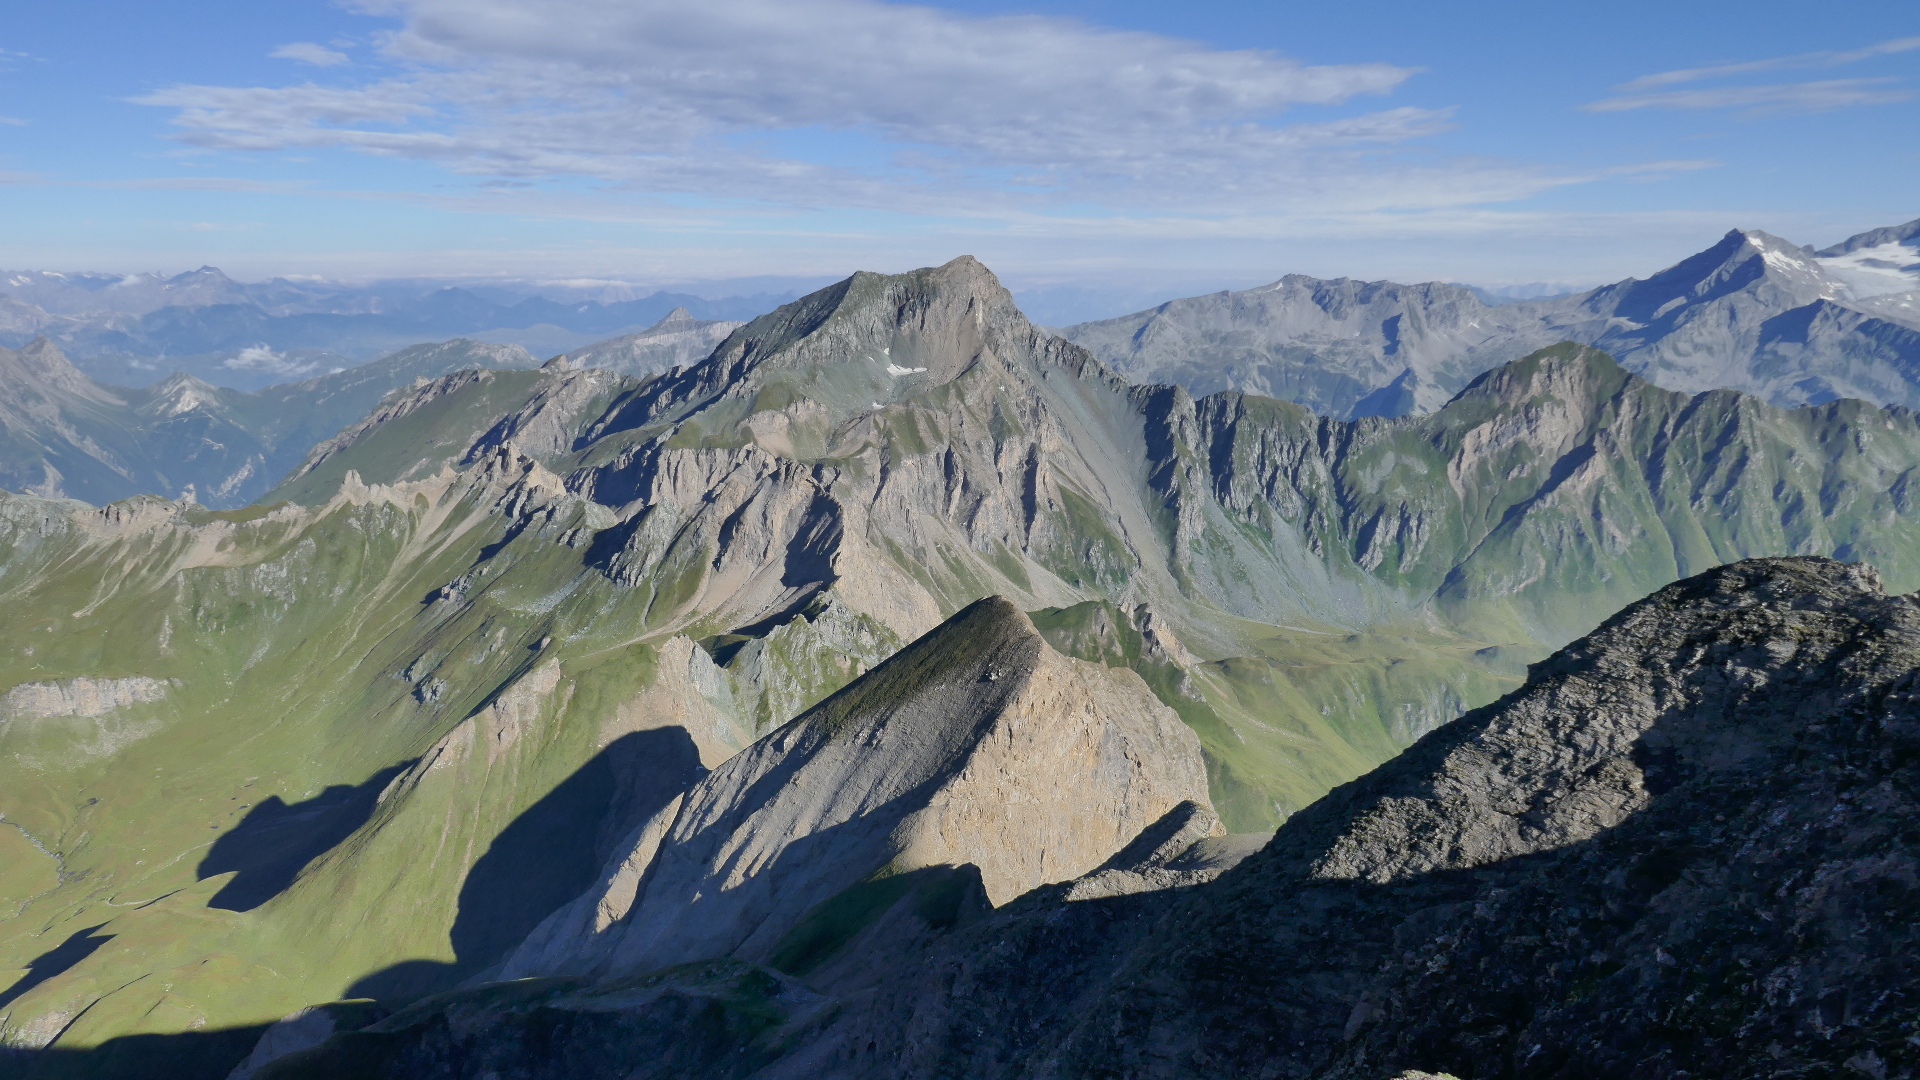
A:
[257, 557, 1920, 1078]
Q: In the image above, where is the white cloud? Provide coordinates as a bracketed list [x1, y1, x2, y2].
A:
[224, 344, 320, 375]
[1584, 78, 1916, 116]
[1591, 36, 1920, 116]
[84, 177, 320, 193]
[131, 0, 1589, 216]
[0, 115, 26, 126]
[1616, 36, 1920, 91]
[270, 42, 352, 67]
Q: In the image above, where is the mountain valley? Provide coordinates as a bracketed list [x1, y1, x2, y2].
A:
[0, 306, 748, 509]
[1, 254, 1918, 1078]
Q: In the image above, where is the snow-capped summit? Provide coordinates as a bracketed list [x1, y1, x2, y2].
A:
[1813, 218, 1920, 300]
[1065, 217, 1920, 416]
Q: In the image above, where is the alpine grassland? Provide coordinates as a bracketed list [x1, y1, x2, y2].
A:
[8, 259, 1920, 1073]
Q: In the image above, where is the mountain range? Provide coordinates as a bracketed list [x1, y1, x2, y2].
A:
[0, 307, 744, 508]
[0, 337, 541, 507]
[1, 255, 1918, 1078]
[1064, 217, 1920, 418]
[0, 268, 793, 391]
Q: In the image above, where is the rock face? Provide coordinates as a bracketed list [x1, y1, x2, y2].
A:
[2, 676, 171, 720]
[501, 595, 1211, 981]
[1065, 220, 1920, 417]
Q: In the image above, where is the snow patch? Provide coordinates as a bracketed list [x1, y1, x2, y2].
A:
[886, 363, 927, 376]
[1817, 240, 1920, 300]
[1759, 247, 1813, 276]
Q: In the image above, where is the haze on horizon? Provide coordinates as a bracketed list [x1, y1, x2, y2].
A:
[0, 0, 1915, 316]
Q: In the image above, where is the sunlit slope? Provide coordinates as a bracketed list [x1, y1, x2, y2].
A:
[273, 262, 1920, 827]
[1144, 342, 1920, 642]
[7, 257, 1920, 1068]
[264, 257, 1532, 825]
[271, 261, 1920, 816]
[0, 463, 897, 1055]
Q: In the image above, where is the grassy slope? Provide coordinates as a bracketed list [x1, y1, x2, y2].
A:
[0, 464, 881, 1057]
[7, 274, 1920, 1068]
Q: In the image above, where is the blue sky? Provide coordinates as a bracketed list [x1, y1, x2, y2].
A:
[1, 0, 1915, 305]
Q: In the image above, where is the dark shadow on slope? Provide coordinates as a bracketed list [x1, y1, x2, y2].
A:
[347, 726, 705, 1004]
[0, 924, 113, 1011]
[197, 762, 415, 912]
[780, 492, 843, 588]
[703, 584, 834, 665]
[582, 512, 642, 575]
[475, 518, 528, 564]
[1349, 367, 1420, 419]
[2, 1023, 273, 1080]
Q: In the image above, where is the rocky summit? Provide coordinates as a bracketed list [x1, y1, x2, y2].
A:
[2, 255, 1919, 1079]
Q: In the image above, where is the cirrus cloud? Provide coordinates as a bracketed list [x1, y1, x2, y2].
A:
[269, 42, 353, 67]
[1587, 35, 1920, 116]
[1583, 78, 1915, 116]
[1615, 36, 1920, 92]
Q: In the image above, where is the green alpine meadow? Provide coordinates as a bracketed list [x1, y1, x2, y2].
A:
[5, 255, 1920, 1076]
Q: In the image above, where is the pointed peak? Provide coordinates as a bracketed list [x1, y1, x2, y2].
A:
[1731, 228, 1805, 252]
[944, 594, 1032, 636]
[692, 255, 1033, 398]
[1700, 228, 1806, 265]
[18, 335, 70, 362]
[17, 336, 86, 378]
[142, 372, 225, 415]
[5, 336, 116, 401]
[1605, 227, 1834, 321]
[919, 254, 1005, 295]
[175, 265, 234, 282]
[650, 305, 697, 329]
[152, 370, 218, 391]
[797, 594, 1040, 739]
[1710, 229, 1826, 275]
[935, 253, 993, 277]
